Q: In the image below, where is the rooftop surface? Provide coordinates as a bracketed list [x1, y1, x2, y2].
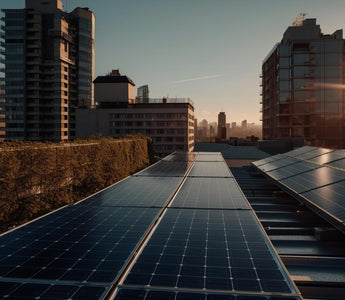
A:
[0, 151, 302, 300]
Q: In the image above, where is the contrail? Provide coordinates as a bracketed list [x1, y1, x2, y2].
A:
[172, 74, 221, 84]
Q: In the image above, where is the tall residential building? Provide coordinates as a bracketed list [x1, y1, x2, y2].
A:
[77, 71, 195, 155]
[217, 111, 226, 139]
[262, 18, 345, 148]
[2, 0, 95, 141]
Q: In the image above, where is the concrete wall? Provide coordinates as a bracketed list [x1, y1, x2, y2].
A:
[95, 83, 134, 103]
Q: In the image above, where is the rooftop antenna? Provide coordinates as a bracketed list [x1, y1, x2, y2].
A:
[292, 13, 306, 26]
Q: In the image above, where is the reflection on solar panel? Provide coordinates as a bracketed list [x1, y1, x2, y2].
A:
[253, 146, 345, 233]
[189, 162, 233, 177]
[284, 146, 316, 157]
[135, 161, 193, 177]
[0, 206, 160, 298]
[252, 154, 285, 167]
[301, 182, 345, 222]
[327, 157, 345, 171]
[171, 178, 250, 209]
[258, 157, 299, 172]
[280, 167, 345, 194]
[308, 150, 345, 165]
[196, 153, 225, 162]
[266, 161, 319, 181]
[79, 176, 183, 207]
[292, 148, 333, 160]
[162, 152, 197, 162]
[120, 209, 299, 298]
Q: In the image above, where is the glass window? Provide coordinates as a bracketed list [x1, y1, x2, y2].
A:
[279, 57, 290, 67]
[279, 69, 290, 79]
[293, 53, 309, 64]
[279, 81, 290, 91]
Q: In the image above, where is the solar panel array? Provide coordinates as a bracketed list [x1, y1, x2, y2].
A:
[115, 152, 301, 300]
[253, 146, 345, 231]
[0, 151, 301, 300]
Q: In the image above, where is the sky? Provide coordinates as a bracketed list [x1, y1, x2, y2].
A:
[2, 0, 345, 124]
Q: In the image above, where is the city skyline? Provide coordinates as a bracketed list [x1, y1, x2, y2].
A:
[2, 0, 345, 123]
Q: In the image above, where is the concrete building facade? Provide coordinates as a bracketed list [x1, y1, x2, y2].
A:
[262, 18, 345, 148]
[77, 71, 195, 155]
[2, 0, 95, 141]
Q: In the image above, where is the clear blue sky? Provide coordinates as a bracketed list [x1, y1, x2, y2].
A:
[2, 0, 345, 124]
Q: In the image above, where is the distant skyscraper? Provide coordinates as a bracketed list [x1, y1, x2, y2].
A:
[2, 0, 95, 141]
[262, 18, 345, 148]
[137, 85, 149, 103]
[241, 120, 247, 128]
[217, 111, 226, 139]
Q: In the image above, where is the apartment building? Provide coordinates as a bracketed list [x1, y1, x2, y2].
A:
[261, 18, 345, 148]
[76, 71, 195, 155]
[2, 0, 95, 141]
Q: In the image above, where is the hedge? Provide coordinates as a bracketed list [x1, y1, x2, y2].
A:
[0, 135, 154, 232]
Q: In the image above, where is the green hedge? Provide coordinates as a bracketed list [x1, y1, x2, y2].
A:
[0, 136, 153, 232]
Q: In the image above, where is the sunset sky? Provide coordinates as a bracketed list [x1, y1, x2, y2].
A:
[2, 0, 345, 124]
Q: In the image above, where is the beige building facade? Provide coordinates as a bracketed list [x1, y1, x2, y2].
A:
[77, 70, 194, 155]
[77, 100, 195, 155]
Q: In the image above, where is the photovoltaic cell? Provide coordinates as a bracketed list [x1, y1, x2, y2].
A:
[284, 146, 316, 158]
[266, 161, 320, 181]
[188, 162, 234, 177]
[327, 158, 345, 171]
[301, 182, 345, 222]
[308, 150, 345, 165]
[196, 153, 225, 162]
[171, 178, 250, 209]
[162, 152, 197, 162]
[135, 161, 192, 177]
[114, 288, 301, 300]
[292, 148, 333, 160]
[0, 206, 160, 296]
[279, 167, 345, 194]
[252, 154, 285, 167]
[78, 176, 183, 207]
[122, 209, 297, 296]
[0, 281, 107, 300]
[258, 157, 299, 172]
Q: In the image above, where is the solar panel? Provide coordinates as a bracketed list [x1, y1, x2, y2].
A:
[121, 209, 298, 296]
[258, 157, 299, 172]
[135, 161, 192, 177]
[252, 154, 285, 167]
[78, 176, 183, 207]
[188, 162, 233, 177]
[301, 181, 345, 222]
[162, 152, 197, 162]
[171, 178, 250, 209]
[284, 146, 316, 157]
[0, 281, 108, 300]
[292, 148, 333, 160]
[279, 167, 345, 194]
[266, 161, 320, 181]
[196, 153, 225, 162]
[327, 157, 345, 171]
[0, 206, 160, 298]
[114, 287, 301, 300]
[308, 150, 345, 165]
